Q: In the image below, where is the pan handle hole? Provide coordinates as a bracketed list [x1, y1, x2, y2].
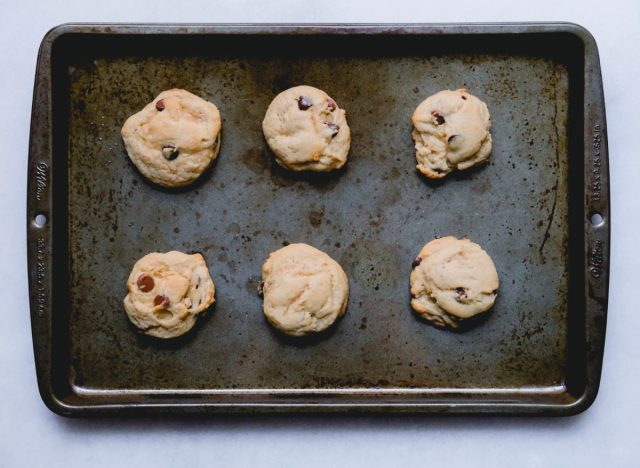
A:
[589, 212, 604, 227]
[34, 213, 47, 228]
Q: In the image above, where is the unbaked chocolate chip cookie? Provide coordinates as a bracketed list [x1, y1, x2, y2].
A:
[262, 85, 350, 171]
[123, 251, 215, 338]
[121, 89, 221, 187]
[410, 236, 499, 328]
[260, 243, 349, 336]
[411, 89, 492, 178]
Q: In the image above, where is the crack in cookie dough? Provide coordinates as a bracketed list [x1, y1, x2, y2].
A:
[123, 251, 215, 338]
[262, 85, 351, 171]
[121, 88, 222, 187]
[411, 89, 492, 179]
[261, 243, 349, 336]
[410, 237, 499, 329]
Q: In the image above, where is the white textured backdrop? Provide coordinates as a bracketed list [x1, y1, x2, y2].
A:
[1, 1, 638, 467]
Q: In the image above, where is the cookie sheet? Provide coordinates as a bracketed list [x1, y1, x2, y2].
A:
[27, 23, 609, 415]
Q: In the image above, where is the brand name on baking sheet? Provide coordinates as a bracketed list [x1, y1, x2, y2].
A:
[591, 124, 602, 201]
[35, 162, 49, 201]
[589, 239, 604, 279]
[36, 237, 47, 317]
[588, 123, 605, 280]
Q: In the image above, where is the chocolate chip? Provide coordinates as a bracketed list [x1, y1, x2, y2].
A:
[326, 122, 340, 137]
[297, 96, 312, 110]
[461, 96, 467, 100]
[153, 295, 170, 307]
[136, 274, 154, 292]
[411, 256, 422, 268]
[327, 98, 336, 111]
[155, 99, 165, 111]
[431, 111, 445, 125]
[161, 144, 179, 160]
[455, 287, 467, 303]
[257, 280, 264, 296]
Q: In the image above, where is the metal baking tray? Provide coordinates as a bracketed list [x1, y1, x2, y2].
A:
[27, 23, 609, 416]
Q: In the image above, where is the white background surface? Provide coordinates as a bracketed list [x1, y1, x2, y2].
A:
[1, 1, 638, 466]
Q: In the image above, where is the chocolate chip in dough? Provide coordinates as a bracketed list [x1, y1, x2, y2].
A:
[431, 111, 445, 125]
[136, 274, 155, 292]
[326, 122, 340, 137]
[154, 295, 170, 307]
[297, 96, 312, 110]
[161, 144, 179, 160]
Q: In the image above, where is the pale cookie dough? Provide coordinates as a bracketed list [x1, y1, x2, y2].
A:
[410, 237, 499, 328]
[123, 251, 215, 338]
[260, 243, 349, 336]
[121, 89, 222, 187]
[262, 85, 351, 171]
[411, 89, 492, 179]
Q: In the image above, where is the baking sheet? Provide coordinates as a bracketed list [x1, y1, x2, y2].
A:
[27, 24, 609, 415]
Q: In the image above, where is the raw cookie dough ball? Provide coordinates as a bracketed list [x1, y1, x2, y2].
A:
[411, 89, 492, 178]
[123, 251, 215, 338]
[262, 85, 351, 171]
[410, 237, 499, 328]
[121, 88, 222, 188]
[260, 243, 349, 336]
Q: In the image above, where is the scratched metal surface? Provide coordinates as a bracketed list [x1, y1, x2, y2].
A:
[66, 41, 569, 393]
